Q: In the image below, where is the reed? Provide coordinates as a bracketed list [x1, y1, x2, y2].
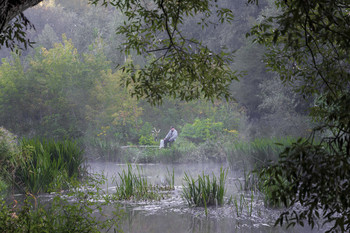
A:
[166, 167, 175, 190]
[10, 138, 85, 193]
[232, 192, 255, 217]
[182, 167, 227, 208]
[115, 164, 167, 200]
[226, 137, 298, 169]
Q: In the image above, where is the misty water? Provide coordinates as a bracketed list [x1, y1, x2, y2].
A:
[86, 162, 321, 233]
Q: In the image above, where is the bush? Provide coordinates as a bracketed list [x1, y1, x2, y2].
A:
[0, 127, 19, 169]
[138, 135, 158, 145]
[181, 118, 224, 143]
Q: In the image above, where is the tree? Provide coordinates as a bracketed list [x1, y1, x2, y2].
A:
[0, 0, 42, 50]
[1, 0, 241, 104]
[248, 0, 350, 231]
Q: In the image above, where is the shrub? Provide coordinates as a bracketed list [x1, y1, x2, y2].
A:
[0, 127, 19, 170]
[181, 118, 224, 143]
[138, 135, 158, 145]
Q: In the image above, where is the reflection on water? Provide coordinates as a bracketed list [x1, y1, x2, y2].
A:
[88, 162, 322, 233]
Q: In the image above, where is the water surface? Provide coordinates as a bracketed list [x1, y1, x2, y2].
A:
[88, 162, 322, 233]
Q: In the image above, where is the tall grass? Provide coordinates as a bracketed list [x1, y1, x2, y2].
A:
[166, 167, 175, 190]
[225, 137, 298, 169]
[114, 164, 170, 200]
[182, 167, 227, 209]
[9, 138, 85, 194]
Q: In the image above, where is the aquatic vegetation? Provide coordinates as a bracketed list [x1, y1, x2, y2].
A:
[85, 136, 122, 161]
[232, 192, 255, 217]
[114, 164, 173, 201]
[5, 138, 85, 194]
[166, 167, 175, 190]
[182, 167, 227, 208]
[0, 175, 122, 233]
[225, 137, 298, 170]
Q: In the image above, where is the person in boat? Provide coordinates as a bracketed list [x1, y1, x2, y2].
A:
[163, 126, 178, 148]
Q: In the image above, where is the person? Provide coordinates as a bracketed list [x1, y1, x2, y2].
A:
[163, 126, 178, 148]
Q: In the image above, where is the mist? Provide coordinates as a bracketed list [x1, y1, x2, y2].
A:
[0, 0, 329, 232]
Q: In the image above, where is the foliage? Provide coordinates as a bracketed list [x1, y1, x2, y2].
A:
[5, 138, 85, 194]
[225, 137, 298, 170]
[182, 167, 227, 209]
[0, 127, 18, 166]
[182, 118, 224, 143]
[260, 113, 350, 232]
[0, 178, 7, 198]
[248, 0, 350, 231]
[0, 37, 110, 139]
[0, 127, 18, 193]
[0, 175, 122, 233]
[0, 13, 34, 51]
[138, 135, 158, 146]
[89, 0, 239, 105]
[258, 75, 313, 138]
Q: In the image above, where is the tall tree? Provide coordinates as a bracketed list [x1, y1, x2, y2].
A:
[1, 0, 241, 104]
[248, 0, 350, 231]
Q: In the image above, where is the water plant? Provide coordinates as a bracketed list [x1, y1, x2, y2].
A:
[225, 137, 298, 170]
[166, 167, 175, 190]
[232, 192, 255, 217]
[4, 138, 85, 194]
[0, 175, 122, 233]
[182, 167, 228, 208]
[114, 164, 171, 200]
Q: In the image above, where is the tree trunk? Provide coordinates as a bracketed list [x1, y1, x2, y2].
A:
[0, 0, 43, 32]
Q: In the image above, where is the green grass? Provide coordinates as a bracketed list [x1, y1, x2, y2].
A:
[182, 167, 228, 211]
[7, 138, 85, 194]
[225, 137, 298, 169]
[114, 164, 173, 201]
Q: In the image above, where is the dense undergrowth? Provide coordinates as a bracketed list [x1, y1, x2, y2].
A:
[0, 175, 123, 233]
[0, 128, 86, 194]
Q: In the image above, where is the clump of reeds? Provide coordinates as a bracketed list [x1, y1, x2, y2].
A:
[225, 137, 298, 169]
[114, 164, 172, 200]
[182, 167, 228, 210]
[8, 138, 85, 194]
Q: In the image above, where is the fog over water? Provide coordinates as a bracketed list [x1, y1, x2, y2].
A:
[88, 162, 322, 233]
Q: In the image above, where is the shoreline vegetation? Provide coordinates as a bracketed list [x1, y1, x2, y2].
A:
[0, 126, 304, 232]
[1, 125, 299, 195]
